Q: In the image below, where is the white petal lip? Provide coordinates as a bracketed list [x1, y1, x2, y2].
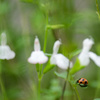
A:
[83, 38, 94, 51]
[89, 52, 100, 67]
[1, 32, 7, 45]
[78, 38, 100, 67]
[34, 36, 41, 51]
[78, 52, 90, 66]
[51, 40, 71, 69]
[83, 38, 94, 46]
[28, 51, 48, 64]
[53, 40, 61, 54]
[78, 38, 95, 66]
[50, 54, 70, 69]
[0, 45, 15, 60]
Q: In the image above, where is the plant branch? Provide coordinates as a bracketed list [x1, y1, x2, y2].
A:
[43, 9, 49, 52]
[60, 60, 70, 100]
[0, 60, 8, 100]
[74, 86, 81, 100]
[95, 0, 100, 20]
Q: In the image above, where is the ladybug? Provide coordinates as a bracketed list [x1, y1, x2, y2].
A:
[76, 78, 88, 87]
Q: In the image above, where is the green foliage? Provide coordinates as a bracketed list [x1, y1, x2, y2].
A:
[0, 0, 99, 99]
[44, 53, 52, 57]
[42, 79, 73, 100]
[89, 81, 100, 88]
[54, 71, 67, 79]
[0, 2, 9, 14]
[94, 99, 100, 100]
[69, 49, 81, 60]
[47, 24, 65, 29]
[70, 58, 85, 74]
[30, 9, 45, 34]
[20, 0, 33, 3]
[96, 43, 100, 55]
[7, 87, 22, 100]
[43, 60, 55, 74]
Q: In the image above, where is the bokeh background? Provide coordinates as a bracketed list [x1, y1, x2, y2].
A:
[0, 0, 100, 100]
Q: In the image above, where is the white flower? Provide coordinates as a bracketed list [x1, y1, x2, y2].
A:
[0, 32, 15, 60]
[28, 36, 48, 64]
[78, 38, 100, 67]
[50, 40, 72, 69]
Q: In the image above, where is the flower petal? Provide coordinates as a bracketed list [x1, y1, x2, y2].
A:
[34, 36, 41, 51]
[38, 51, 48, 64]
[70, 61, 73, 68]
[78, 51, 90, 66]
[89, 52, 100, 67]
[53, 40, 61, 54]
[55, 54, 69, 69]
[83, 38, 94, 51]
[50, 55, 56, 65]
[28, 51, 38, 64]
[28, 51, 48, 64]
[0, 45, 15, 60]
[1, 32, 7, 45]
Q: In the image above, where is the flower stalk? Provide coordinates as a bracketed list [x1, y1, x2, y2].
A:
[37, 6, 49, 99]
[0, 60, 8, 100]
[60, 59, 70, 100]
[74, 86, 81, 100]
[43, 10, 49, 52]
[95, 0, 100, 20]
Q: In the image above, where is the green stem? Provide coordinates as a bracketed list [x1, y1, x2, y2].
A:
[94, 67, 100, 98]
[60, 80, 67, 100]
[0, 60, 8, 100]
[95, 0, 100, 20]
[70, 75, 81, 100]
[60, 60, 70, 100]
[74, 86, 81, 100]
[38, 79, 41, 100]
[43, 10, 49, 52]
[96, 0, 100, 13]
[37, 4, 49, 100]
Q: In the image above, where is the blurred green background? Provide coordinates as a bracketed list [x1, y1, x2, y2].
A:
[0, 0, 100, 100]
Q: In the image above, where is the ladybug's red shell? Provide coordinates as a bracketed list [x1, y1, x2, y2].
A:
[78, 78, 88, 85]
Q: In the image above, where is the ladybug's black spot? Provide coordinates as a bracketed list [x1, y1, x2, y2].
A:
[85, 81, 87, 84]
[82, 79, 84, 81]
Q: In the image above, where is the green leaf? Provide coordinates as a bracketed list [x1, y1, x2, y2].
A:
[54, 71, 67, 79]
[43, 60, 55, 74]
[44, 53, 52, 57]
[94, 98, 100, 100]
[70, 58, 85, 74]
[69, 49, 81, 59]
[47, 24, 65, 29]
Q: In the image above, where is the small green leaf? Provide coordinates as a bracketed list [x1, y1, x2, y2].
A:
[69, 49, 81, 59]
[70, 58, 85, 74]
[43, 60, 55, 74]
[45, 53, 52, 57]
[94, 98, 100, 100]
[47, 24, 65, 29]
[54, 71, 67, 79]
